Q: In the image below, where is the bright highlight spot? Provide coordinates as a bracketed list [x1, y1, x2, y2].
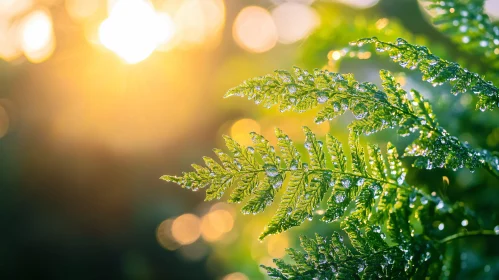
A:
[272, 2, 319, 44]
[329, 50, 342, 60]
[171, 214, 201, 245]
[233, 6, 278, 53]
[337, 0, 379, 9]
[99, 0, 175, 64]
[230, 118, 261, 146]
[20, 10, 55, 63]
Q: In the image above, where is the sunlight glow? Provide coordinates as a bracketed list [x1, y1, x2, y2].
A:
[233, 6, 278, 53]
[99, 0, 175, 64]
[271, 2, 319, 44]
[20, 10, 55, 63]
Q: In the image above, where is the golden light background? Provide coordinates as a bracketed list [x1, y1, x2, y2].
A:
[1, 0, 498, 279]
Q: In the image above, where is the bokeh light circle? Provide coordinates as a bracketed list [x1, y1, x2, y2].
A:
[171, 213, 201, 245]
[272, 2, 319, 44]
[233, 6, 278, 53]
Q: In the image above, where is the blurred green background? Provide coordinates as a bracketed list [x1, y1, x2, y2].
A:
[0, 0, 498, 279]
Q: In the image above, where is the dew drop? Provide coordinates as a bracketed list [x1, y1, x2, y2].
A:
[397, 172, 406, 185]
[317, 91, 329, 104]
[335, 193, 345, 203]
[461, 219, 468, 227]
[278, 72, 293, 83]
[404, 262, 410, 272]
[317, 140, 324, 149]
[353, 103, 369, 119]
[356, 178, 365, 187]
[287, 84, 297, 94]
[494, 225, 499, 235]
[424, 251, 431, 261]
[358, 262, 365, 273]
[340, 98, 349, 110]
[273, 179, 283, 189]
[436, 200, 444, 210]
[421, 196, 428, 205]
[341, 178, 351, 188]
[332, 102, 341, 112]
[264, 164, 279, 177]
[304, 141, 313, 150]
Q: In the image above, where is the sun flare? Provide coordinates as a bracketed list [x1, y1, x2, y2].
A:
[98, 0, 175, 64]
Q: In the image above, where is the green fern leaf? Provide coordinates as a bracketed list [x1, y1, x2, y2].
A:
[225, 66, 499, 177]
[351, 37, 499, 111]
[423, 0, 499, 62]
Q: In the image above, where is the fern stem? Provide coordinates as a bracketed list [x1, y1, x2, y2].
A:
[439, 230, 499, 244]
[237, 168, 431, 201]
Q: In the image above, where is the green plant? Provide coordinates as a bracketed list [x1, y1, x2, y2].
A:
[162, 0, 499, 278]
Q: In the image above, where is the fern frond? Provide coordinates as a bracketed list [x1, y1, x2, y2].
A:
[162, 127, 435, 239]
[225, 67, 499, 177]
[350, 37, 499, 111]
[422, 0, 499, 61]
[261, 224, 440, 279]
